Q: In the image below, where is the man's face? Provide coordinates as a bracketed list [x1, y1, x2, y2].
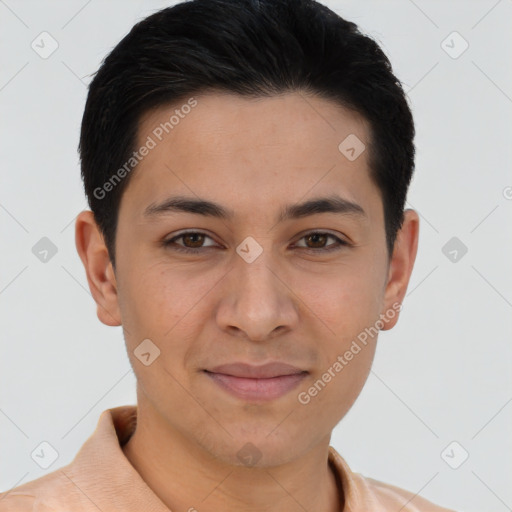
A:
[110, 92, 397, 466]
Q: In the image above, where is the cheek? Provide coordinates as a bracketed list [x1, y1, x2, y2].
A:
[294, 271, 380, 424]
[119, 262, 200, 330]
[291, 260, 383, 394]
[293, 261, 384, 337]
[117, 268, 207, 403]
[117, 263, 224, 372]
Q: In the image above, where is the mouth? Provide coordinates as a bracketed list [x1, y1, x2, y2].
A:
[203, 362, 308, 401]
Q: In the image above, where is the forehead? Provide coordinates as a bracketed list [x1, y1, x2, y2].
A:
[119, 91, 380, 225]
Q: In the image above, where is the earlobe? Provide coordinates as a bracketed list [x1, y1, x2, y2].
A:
[380, 209, 419, 331]
[75, 210, 122, 327]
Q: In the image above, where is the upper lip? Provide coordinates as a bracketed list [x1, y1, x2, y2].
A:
[205, 362, 307, 379]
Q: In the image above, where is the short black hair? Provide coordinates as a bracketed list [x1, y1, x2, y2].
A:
[79, 0, 415, 267]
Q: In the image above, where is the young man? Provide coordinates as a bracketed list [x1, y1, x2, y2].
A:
[0, 0, 456, 510]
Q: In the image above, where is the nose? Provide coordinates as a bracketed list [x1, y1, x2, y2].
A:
[215, 248, 299, 342]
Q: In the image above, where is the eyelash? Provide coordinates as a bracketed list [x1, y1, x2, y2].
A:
[162, 230, 349, 254]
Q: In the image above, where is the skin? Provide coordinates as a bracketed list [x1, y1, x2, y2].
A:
[75, 91, 419, 512]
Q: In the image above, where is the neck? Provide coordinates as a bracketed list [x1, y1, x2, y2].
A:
[121, 400, 343, 512]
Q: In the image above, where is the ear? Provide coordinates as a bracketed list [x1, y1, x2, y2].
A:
[75, 210, 121, 327]
[380, 209, 419, 330]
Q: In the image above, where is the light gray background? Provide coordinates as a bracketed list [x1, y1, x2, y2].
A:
[1, 1, 511, 511]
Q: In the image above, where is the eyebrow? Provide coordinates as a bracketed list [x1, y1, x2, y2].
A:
[143, 194, 366, 223]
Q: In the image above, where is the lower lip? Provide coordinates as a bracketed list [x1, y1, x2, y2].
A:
[204, 371, 308, 401]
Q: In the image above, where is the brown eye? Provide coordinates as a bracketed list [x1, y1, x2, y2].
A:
[181, 233, 206, 248]
[305, 233, 329, 249]
[163, 230, 348, 255]
[163, 231, 217, 253]
[294, 231, 348, 253]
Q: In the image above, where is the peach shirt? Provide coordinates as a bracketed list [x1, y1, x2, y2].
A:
[0, 406, 456, 511]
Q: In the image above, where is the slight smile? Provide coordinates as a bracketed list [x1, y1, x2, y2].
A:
[203, 362, 309, 401]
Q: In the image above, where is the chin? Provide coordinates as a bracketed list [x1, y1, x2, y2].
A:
[195, 423, 315, 469]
